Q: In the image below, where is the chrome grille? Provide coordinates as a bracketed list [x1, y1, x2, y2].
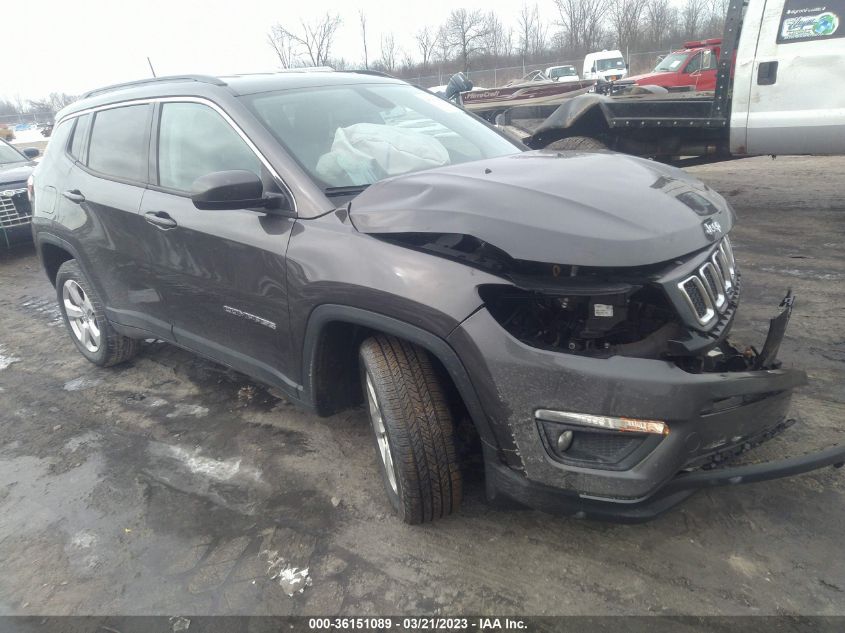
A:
[0, 191, 30, 228]
[677, 237, 738, 325]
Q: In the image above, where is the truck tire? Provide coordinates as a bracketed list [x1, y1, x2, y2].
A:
[546, 136, 608, 151]
[359, 335, 462, 524]
[55, 260, 139, 367]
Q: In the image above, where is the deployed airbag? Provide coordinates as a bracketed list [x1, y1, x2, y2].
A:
[316, 123, 449, 186]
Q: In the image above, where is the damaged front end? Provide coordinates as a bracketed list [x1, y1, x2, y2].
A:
[375, 229, 845, 518]
[383, 231, 774, 375]
[348, 152, 844, 519]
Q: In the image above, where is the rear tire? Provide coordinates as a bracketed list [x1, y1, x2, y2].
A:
[546, 136, 608, 151]
[55, 260, 139, 367]
[359, 335, 462, 524]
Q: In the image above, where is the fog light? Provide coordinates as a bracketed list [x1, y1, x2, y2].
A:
[535, 409, 669, 435]
[556, 430, 574, 452]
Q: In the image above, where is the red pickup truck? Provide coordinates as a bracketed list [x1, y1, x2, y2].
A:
[627, 39, 722, 91]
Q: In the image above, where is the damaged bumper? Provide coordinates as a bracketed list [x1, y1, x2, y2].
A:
[448, 294, 843, 521]
[484, 442, 845, 522]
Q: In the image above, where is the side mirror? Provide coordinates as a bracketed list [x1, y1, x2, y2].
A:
[190, 170, 293, 215]
[591, 65, 597, 73]
[22, 147, 40, 159]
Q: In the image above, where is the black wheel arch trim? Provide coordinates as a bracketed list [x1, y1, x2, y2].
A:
[35, 232, 85, 283]
[301, 304, 504, 456]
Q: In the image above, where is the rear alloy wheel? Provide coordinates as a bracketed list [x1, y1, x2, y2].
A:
[55, 260, 139, 367]
[63, 279, 100, 353]
[359, 335, 462, 524]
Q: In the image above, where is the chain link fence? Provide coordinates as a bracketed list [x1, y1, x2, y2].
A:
[0, 112, 53, 128]
[406, 47, 678, 89]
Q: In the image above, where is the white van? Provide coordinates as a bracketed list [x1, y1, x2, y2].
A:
[582, 50, 628, 81]
[545, 65, 581, 82]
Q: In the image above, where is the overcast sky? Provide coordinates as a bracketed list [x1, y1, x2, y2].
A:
[3, 0, 561, 102]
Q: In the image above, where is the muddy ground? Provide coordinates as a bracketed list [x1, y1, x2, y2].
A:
[0, 156, 843, 616]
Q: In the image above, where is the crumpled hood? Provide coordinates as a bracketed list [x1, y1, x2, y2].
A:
[349, 150, 734, 267]
[0, 162, 35, 186]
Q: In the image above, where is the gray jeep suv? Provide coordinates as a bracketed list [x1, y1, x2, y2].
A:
[30, 70, 844, 523]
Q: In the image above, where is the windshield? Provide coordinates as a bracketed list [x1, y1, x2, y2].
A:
[242, 83, 520, 191]
[549, 66, 576, 78]
[0, 141, 26, 165]
[596, 58, 625, 72]
[654, 52, 690, 72]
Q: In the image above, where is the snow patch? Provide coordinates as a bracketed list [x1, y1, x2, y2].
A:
[64, 431, 101, 453]
[262, 550, 312, 597]
[166, 404, 209, 418]
[166, 445, 260, 482]
[70, 530, 98, 549]
[64, 376, 102, 391]
[0, 349, 21, 371]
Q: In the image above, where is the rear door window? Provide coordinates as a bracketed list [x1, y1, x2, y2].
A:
[68, 114, 91, 162]
[156, 102, 262, 193]
[87, 104, 151, 182]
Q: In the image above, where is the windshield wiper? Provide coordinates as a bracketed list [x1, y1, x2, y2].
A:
[324, 184, 371, 197]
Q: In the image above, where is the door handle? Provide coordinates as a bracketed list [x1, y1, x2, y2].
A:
[62, 189, 85, 204]
[144, 211, 178, 230]
[757, 61, 778, 85]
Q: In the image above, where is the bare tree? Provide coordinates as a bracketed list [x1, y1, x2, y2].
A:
[359, 10, 369, 70]
[27, 93, 76, 114]
[483, 12, 507, 63]
[517, 3, 540, 60]
[445, 8, 488, 72]
[554, 0, 609, 54]
[380, 33, 398, 73]
[267, 25, 298, 68]
[0, 99, 17, 116]
[415, 26, 438, 71]
[401, 50, 416, 72]
[644, 0, 674, 48]
[609, 0, 648, 53]
[681, 0, 708, 39]
[269, 12, 342, 67]
[702, 0, 728, 37]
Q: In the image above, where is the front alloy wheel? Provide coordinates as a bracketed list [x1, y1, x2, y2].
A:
[364, 370, 398, 495]
[359, 335, 462, 524]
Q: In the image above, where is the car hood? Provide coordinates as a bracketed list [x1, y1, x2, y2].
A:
[349, 150, 734, 267]
[0, 161, 34, 186]
[627, 71, 671, 84]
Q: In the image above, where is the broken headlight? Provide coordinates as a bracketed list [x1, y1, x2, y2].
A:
[479, 283, 678, 358]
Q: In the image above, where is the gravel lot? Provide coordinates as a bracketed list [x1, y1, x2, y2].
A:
[0, 155, 843, 616]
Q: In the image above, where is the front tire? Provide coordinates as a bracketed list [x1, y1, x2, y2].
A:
[359, 335, 462, 524]
[55, 260, 139, 367]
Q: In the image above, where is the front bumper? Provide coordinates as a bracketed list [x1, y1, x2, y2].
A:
[484, 442, 845, 523]
[447, 303, 842, 517]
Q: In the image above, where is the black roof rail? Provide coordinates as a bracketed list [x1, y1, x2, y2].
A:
[81, 75, 226, 99]
[342, 69, 395, 79]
